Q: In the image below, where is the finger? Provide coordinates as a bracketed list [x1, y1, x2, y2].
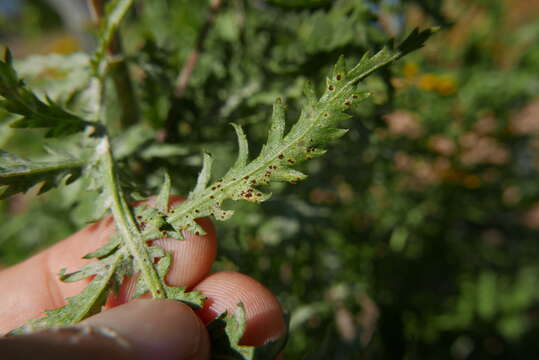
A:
[0, 195, 217, 333]
[0, 217, 114, 334]
[82, 299, 210, 360]
[0, 299, 210, 360]
[194, 271, 286, 346]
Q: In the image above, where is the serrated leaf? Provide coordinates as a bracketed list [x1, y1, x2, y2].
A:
[155, 172, 172, 213]
[190, 152, 213, 198]
[0, 50, 90, 137]
[208, 304, 288, 360]
[228, 123, 249, 174]
[398, 27, 439, 57]
[208, 304, 255, 359]
[166, 28, 436, 231]
[83, 234, 121, 259]
[347, 27, 439, 84]
[0, 150, 84, 199]
[9, 252, 125, 335]
[267, 97, 286, 148]
[302, 81, 317, 108]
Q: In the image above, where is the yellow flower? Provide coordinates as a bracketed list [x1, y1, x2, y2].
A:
[434, 75, 457, 95]
[402, 62, 419, 79]
[418, 73, 438, 91]
[417, 73, 457, 95]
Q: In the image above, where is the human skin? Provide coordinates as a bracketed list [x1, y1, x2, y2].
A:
[0, 196, 285, 359]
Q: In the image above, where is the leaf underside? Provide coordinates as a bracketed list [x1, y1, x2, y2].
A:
[163, 28, 438, 238]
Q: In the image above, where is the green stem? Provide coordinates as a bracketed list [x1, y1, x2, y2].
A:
[98, 135, 166, 298]
[88, 0, 139, 128]
[92, 72, 165, 298]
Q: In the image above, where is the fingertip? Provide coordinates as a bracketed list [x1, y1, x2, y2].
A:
[194, 272, 286, 346]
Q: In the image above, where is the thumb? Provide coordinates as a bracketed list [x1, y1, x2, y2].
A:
[1, 299, 210, 360]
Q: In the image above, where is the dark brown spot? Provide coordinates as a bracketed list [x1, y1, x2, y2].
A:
[328, 85, 335, 91]
[245, 193, 253, 198]
[251, 180, 257, 185]
[195, 231, 200, 236]
[244, 176, 249, 180]
[344, 100, 351, 106]
[336, 74, 342, 80]
[352, 95, 358, 99]
[278, 154, 284, 159]
[210, 195, 214, 199]
[288, 159, 295, 164]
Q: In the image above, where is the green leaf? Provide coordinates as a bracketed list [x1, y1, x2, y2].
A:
[9, 251, 126, 335]
[83, 235, 121, 260]
[0, 150, 84, 199]
[190, 152, 213, 198]
[0, 49, 90, 137]
[228, 123, 249, 174]
[397, 27, 440, 57]
[208, 304, 288, 360]
[155, 172, 172, 213]
[166, 28, 437, 234]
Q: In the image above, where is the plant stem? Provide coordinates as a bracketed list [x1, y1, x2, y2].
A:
[98, 135, 166, 298]
[91, 69, 165, 298]
[163, 0, 224, 141]
[88, 0, 139, 128]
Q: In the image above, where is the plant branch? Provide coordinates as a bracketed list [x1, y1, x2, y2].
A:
[87, 0, 166, 299]
[93, 76, 166, 299]
[163, 0, 224, 141]
[88, 0, 139, 128]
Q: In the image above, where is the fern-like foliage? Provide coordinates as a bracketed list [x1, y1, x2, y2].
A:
[0, 0, 436, 355]
[0, 50, 91, 137]
[0, 150, 83, 199]
[162, 28, 438, 237]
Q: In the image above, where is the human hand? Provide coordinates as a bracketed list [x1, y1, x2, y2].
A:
[0, 196, 285, 359]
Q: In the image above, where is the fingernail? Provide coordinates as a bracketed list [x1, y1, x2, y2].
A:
[81, 299, 209, 360]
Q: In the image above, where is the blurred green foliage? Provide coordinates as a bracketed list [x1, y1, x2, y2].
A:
[2, 0, 539, 358]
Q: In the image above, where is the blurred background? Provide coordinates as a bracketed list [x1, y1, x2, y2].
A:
[1, 0, 539, 358]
